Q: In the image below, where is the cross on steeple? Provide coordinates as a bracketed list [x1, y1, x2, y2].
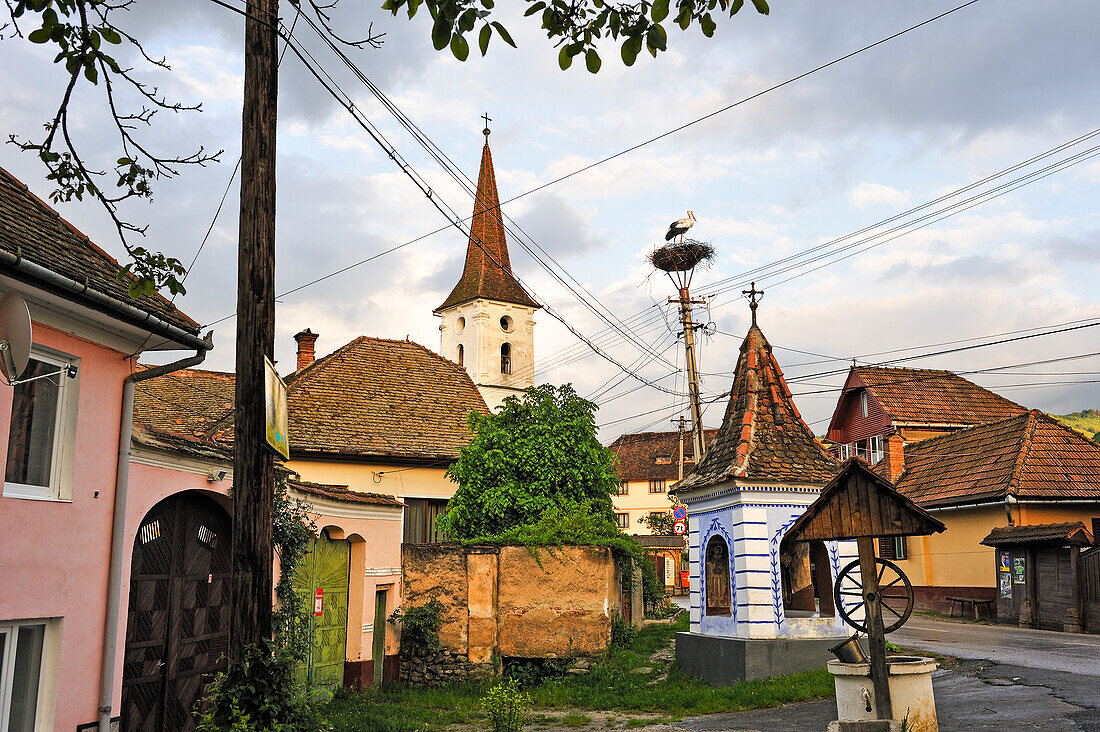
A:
[742, 281, 764, 325]
[482, 113, 492, 140]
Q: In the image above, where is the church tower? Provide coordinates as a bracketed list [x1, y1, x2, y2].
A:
[435, 124, 539, 411]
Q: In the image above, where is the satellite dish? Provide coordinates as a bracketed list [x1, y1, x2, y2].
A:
[0, 292, 32, 383]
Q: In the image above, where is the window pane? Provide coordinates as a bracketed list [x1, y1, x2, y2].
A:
[8, 624, 44, 732]
[6, 359, 60, 488]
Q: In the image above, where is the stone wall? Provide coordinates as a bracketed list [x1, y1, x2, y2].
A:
[400, 544, 623, 683]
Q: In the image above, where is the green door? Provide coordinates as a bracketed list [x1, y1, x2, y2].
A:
[291, 529, 350, 694]
[372, 589, 387, 686]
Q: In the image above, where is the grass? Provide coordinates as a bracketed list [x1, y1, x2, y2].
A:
[561, 713, 591, 727]
[322, 614, 834, 731]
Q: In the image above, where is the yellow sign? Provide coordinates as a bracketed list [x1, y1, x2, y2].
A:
[265, 356, 289, 459]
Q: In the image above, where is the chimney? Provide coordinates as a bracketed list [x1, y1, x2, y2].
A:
[884, 431, 906, 482]
[294, 328, 318, 371]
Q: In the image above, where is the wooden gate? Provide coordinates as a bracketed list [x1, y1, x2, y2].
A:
[121, 492, 232, 731]
[1036, 547, 1074, 631]
[292, 529, 350, 693]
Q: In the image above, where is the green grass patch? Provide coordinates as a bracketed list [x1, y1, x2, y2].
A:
[322, 614, 834, 730]
[561, 713, 591, 727]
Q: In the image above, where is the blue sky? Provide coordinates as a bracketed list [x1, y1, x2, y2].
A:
[1, 0, 1098, 440]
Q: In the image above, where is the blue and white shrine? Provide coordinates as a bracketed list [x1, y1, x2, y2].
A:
[674, 305, 856, 685]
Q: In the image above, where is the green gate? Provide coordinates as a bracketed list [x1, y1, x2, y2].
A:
[291, 529, 350, 694]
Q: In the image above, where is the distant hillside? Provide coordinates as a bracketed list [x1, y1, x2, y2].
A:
[1051, 409, 1100, 443]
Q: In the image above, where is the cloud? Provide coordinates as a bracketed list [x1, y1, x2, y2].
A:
[848, 182, 910, 210]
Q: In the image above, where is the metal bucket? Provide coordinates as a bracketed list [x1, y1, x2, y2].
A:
[829, 634, 868, 663]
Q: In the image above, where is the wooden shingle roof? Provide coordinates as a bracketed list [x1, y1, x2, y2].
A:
[287, 336, 488, 462]
[981, 522, 1094, 547]
[0, 165, 199, 333]
[289, 478, 404, 508]
[676, 324, 838, 491]
[607, 429, 718, 482]
[896, 410, 1100, 508]
[852, 366, 1026, 426]
[435, 142, 539, 312]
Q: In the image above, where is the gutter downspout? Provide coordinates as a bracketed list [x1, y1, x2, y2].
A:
[98, 334, 212, 732]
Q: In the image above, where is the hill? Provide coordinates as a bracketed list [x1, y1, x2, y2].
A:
[1051, 409, 1100, 443]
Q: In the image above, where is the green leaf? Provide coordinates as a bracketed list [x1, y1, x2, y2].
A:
[700, 13, 716, 37]
[750, 0, 770, 14]
[450, 32, 469, 61]
[100, 26, 121, 44]
[585, 48, 601, 73]
[621, 35, 641, 66]
[524, 1, 545, 17]
[491, 21, 516, 48]
[83, 62, 97, 83]
[431, 14, 450, 50]
[28, 27, 51, 43]
[731, 0, 744, 13]
[558, 43, 573, 70]
[651, 0, 669, 23]
[479, 23, 491, 55]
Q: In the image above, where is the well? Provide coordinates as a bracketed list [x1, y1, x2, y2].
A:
[828, 656, 938, 732]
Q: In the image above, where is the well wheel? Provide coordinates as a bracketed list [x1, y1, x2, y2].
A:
[833, 557, 914, 634]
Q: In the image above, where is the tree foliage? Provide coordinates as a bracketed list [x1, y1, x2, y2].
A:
[438, 383, 620, 540]
[381, 0, 769, 72]
[637, 510, 676, 535]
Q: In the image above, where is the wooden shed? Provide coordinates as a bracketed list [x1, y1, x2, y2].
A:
[981, 522, 1097, 633]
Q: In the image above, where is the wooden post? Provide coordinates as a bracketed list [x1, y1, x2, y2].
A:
[231, 0, 279, 662]
[857, 537, 892, 720]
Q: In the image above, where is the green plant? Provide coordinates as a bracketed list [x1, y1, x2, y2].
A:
[504, 657, 569, 687]
[610, 613, 637, 648]
[482, 678, 532, 732]
[272, 475, 317, 661]
[561, 712, 590, 727]
[645, 598, 680, 620]
[390, 597, 446, 653]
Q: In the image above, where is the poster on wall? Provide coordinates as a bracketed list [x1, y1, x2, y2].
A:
[1013, 556, 1026, 584]
[265, 355, 290, 459]
[1000, 572, 1012, 598]
[999, 551, 1011, 573]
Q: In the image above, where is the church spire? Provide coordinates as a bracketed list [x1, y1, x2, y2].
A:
[435, 126, 539, 313]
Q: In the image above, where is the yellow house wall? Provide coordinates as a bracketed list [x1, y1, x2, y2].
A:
[612, 479, 676, 535]
[287, 457, 457, 501]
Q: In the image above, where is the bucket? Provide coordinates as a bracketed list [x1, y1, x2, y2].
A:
[829, 634, 867, 663]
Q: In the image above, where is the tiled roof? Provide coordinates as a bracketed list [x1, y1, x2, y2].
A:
[132, 367, 236, 449]
[853, 366, 1026, 426]
[633, 534, 686, 549]
[289, 478, 404, 508]
[676, 324, 838, 491]
[981, 522, 1094, 547]
[0, 165, 199, 333]
[895, 410, 1100, 508]
[607, 429, 719, 482]
[287, 336, 488, 461]
[435, 143, 539, 312]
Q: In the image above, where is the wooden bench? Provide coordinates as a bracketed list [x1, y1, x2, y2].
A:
[947, 596, 994, 620]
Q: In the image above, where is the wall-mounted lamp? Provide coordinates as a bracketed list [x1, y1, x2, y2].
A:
[207, 468, 228, 482]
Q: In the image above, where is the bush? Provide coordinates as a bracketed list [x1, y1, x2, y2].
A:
[390, 597, 446, 653]
[482, 678, 531, 732]
[609, 613, 637, 648]
[503, 657, 569, 687]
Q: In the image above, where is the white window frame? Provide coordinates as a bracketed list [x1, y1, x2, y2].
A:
[3, 347, 79, 502]
[0, 620, 51, 732]
[892, 536, 907, 561]
[615, 512, 629, 529]
[868, 435, 884, 465]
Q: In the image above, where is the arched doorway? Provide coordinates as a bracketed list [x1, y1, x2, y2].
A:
[121, 491, 232, 731]
[291, 528, 350, 694]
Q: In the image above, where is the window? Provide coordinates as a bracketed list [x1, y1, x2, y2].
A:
[0, 621, 46, 731]
[500, 343, 511, 374]
[837, 443, 853, 460]
[616, 482, 628, 496]
[499, 315, 514, 332]
[878, 536, 907, 561]
[456, 344, 464, 367]
[648, 479, 666, 494]
[868, 435, 884, 464]
[654, 455, 672, 465]
[615, 512, 629, 529]
[860, 391, 869, 418]
[4, 351, 78, 501]
[403, 498, 449, 543]
[455, 316, 466, 334]
[704, 536, 731, 615]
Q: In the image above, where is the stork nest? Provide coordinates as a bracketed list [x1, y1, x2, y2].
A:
[649, 239, 715, 273]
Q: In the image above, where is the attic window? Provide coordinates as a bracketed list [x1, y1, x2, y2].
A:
[860, 391, 869, 418]
[655, 455, 672, 465]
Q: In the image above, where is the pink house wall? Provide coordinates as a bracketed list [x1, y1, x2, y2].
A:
[0, 321, 131, 730]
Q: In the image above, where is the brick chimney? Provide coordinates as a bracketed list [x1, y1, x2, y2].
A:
[294, 328, 318, 371]
[884, 431, 906, 482]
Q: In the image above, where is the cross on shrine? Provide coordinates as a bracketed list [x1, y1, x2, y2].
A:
[742, 282, 764, 325]
[482, 113, 492, 139]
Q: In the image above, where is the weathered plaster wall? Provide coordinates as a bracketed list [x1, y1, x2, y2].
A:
[287, 457, 455, 501]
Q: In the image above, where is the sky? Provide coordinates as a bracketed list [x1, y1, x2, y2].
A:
[1, 0, 1099, 442]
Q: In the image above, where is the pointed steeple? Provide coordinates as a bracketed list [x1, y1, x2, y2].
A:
[435, 132, 539, 313]
[677, 322, 837, 490]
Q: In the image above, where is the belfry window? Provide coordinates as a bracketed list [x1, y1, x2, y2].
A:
[704, 535, 731, 615]
[500, 343, 511, 374]
[457, 344, 464, 367]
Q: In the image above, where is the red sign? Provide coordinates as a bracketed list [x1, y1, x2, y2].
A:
[680, 570, 690, 588]
[673, 520, 687, 535]
[314, 588, 324, 617]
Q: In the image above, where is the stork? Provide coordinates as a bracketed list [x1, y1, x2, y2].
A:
[665, 210, 696, 242]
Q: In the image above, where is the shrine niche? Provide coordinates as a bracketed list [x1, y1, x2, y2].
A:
[704, 535, 732, 616]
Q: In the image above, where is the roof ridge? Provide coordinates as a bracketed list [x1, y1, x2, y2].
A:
[1006, 410, 1040, 496]
[904, 409, 1034, 453]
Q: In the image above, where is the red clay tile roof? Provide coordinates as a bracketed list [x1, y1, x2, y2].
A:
[895, 410, 1100, 508]
[607, 429, 719, 482]
[852, 366, 1026, 426]
[981, 522, 1094, 547]
[676, 324, 838, 491]
[287, 336, 488, 461]
[289, 478, 404, 508]
[435, 143, 539, 312]
[0, 165, 199, 333]
[133, 367, 236, 449]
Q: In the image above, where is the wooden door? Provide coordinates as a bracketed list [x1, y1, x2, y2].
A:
[292, 530, 350, 694]
[372, 589, 387, 686]
[121, 492, 232, 732]
[1036, 547, 1073, 631]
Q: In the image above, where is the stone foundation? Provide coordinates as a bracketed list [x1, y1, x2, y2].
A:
[399, 645, 495, 686]
[676, 631, 844, 685]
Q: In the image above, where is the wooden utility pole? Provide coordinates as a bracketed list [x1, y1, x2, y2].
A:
[672, 415, 686, 481]
[670, 288, 706, 462]
[231, 0, 279, 660]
